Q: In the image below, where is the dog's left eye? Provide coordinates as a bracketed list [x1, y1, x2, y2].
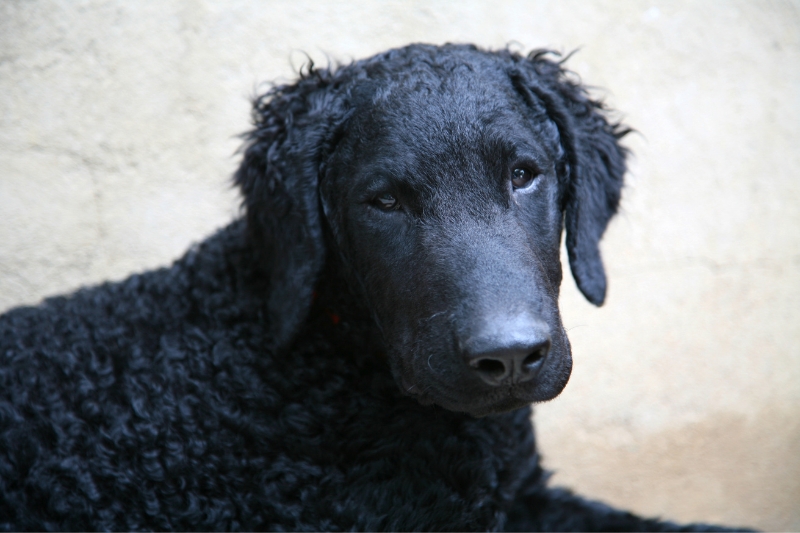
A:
[511, 168, 537, 189]
[374, 192, 399, 211]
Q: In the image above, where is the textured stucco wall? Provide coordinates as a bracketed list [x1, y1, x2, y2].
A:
[1, 1, 798, 530]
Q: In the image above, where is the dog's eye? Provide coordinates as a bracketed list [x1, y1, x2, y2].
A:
[374, 192, 399, 211]
[511, 168, 537, 189]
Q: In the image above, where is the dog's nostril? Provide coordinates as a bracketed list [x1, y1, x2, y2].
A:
[522, 349, 546, 369]
[475, 358, 507, 378]
[468, 338, 550, 386]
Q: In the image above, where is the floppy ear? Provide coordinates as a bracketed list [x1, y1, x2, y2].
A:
[234, 65, 348, 348]
[511, 51, 629, 306]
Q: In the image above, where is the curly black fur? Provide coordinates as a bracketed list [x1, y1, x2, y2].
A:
[0, 44, 748, 531]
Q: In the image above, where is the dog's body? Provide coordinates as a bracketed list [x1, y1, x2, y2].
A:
[0, 44, 740, 531]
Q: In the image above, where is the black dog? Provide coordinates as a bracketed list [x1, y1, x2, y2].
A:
[0, 44, 741, 531]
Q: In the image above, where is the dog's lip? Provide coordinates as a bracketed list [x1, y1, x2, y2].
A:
[399, 372, 418, 395]
[398, 369, 542, 414]
[399, 371, 432, 400]
[415, 385, 532, 416]
[399, 374, 436, 406]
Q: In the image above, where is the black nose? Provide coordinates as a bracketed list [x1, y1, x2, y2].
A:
[465, 333, 551, 386]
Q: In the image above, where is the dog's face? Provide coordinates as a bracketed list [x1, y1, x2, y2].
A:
[236, 45, 627, 418]
[321, 71, 572, 417]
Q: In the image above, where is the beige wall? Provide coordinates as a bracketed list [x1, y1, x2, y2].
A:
[1, 1, 798, 529]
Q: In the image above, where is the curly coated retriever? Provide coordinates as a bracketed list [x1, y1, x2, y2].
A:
[0, 44, 746, 531]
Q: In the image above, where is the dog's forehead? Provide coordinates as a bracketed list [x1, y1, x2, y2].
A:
[341, 68, 560, 191]
[365, 67, 527, 143]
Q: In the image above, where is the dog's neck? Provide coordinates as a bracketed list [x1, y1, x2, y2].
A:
[303, 252, 387, 355]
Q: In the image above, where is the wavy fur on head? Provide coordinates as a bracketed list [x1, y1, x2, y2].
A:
[236, 45, 628, 352]
[0, 44, 746, 531]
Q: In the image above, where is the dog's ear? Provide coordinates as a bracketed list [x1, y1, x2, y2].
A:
[511, 51, 629, 306]
[234, 65, 349, 348]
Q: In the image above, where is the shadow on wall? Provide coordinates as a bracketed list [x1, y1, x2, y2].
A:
[538, 402, 800, 528]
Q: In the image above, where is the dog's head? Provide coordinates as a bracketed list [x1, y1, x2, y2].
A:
[236, 44, 628, 417]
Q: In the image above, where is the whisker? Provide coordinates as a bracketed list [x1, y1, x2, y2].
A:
[566, 324, 587, 332]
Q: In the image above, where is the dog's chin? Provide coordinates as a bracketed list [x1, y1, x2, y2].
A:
[398, 375, 570, 418]
[403, 388, 539, 417]
[440, 395, 533, 418]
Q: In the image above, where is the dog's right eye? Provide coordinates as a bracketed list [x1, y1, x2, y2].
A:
[511, 167, 537, 189]
[373, 193, 399, 211]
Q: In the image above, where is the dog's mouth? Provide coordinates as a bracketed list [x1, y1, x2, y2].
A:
[394, 344, 572, 417]
[399, 375, 547, 417]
